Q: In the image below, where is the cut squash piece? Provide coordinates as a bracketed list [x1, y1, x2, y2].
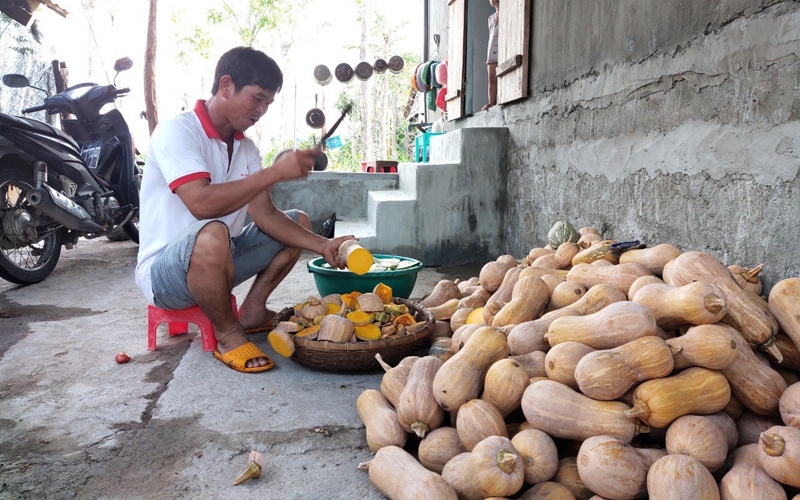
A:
[341, 291, 362, 309]
[338, 240, 373, 275]
[392, 313, 417, 327]
[326, 303, 341, 315]
[466, 307, 485, 324]
[347, 311, 375, 327]
[354, 323, 382, 341]
[295, 325, 320, 340]
[268, 330, 296, 357]
[373, 282, 393, 304]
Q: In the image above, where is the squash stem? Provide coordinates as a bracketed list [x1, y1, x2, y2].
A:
[759, 432, 785, 457]
[496, 449, 519, 474]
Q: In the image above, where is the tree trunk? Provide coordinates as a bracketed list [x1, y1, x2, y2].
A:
[144, 0, 159, 135]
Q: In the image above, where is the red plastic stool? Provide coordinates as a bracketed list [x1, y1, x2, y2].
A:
[147, 295, 238, 352]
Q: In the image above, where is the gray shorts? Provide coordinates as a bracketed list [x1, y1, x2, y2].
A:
[150, 210, 300, 310]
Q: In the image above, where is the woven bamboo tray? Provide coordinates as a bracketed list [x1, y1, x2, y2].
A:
[272, 297, 434, 372]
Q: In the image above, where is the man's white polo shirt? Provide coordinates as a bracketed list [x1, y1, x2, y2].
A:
[135, 100, 262, 305]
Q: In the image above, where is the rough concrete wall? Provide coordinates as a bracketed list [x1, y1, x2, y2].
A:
[269, 172, 398, 231]
[457, 0, 800, 290]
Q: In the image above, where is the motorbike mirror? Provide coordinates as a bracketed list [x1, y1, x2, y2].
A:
[113, 57, 133, 72]
[2, 74, 31, 88]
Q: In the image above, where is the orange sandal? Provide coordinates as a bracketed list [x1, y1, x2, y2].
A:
[213, 342, 274, 373]
[243, 311, 278, 335]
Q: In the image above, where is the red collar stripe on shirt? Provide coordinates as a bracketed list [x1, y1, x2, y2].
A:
[194, 100, 245, 141]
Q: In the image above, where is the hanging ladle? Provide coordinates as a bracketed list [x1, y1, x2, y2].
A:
[312, 104, 352, 171]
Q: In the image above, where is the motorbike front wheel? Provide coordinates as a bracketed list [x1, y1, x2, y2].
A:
[0, 168, 64, 284]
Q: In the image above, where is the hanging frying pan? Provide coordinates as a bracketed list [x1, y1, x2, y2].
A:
[313, 64, 332, 86]
[312, 104, 352, 171]
[306, 107, 326, 129]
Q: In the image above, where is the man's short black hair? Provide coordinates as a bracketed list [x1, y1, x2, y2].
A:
[211, 46, 283, 94]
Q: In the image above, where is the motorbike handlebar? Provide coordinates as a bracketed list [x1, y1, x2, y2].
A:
[113, 87, 130, 96]
[22, 104, 51, 114]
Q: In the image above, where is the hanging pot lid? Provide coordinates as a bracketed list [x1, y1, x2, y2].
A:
[374, 58, 388, 73]
[415, 63, 428, 92]
[335, 63, 354, 83]
[429, 62, 441, 88]
[388, 55, 405, 73]
[313, 64, 332, 86]
[355, 61, 373, 81]
[306, 108, 326, 129]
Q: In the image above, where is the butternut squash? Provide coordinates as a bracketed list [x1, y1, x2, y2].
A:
[511, 429, 559, 485]
[618, 243, 682, 275]
[396, 356, 445, 438]
[631, 281, 727, 330]
[337, 239, 373, 275]
[531, 253, 562, 269]
[549, 281, 587, 310]
[703, 412, 739, 451]
[737, 410, 784, 446]
[665, 415, 728, 472]
[450, 323, 485, 352]
[483, 267, 523, 313]
[418, 426, 467, 474]
[448, 307, 472, 333]
[428, 298, 460, 321]
[567, 262, 651, 296]
[627, 275, 663, 301]
[376, 354, 415, 408]
[720, 443, 788, 500]
[509, 351, 547, 378]
[518, 482, 577, 499]
[780, 382, 800, 427]
[625, 367, 731, 428]
[546, 301, 658, 349]
[729, 263, 765, 295]
[776, 333, 800, 371]
[577, 232, 603, 249]
[432, 326, 509, 412]
[521, 379, 642, 443]
[541, 273, 567, 296]
[666, 323, 739, 371]
[768, 277, 800, 353]
[575, 336, 674, 401]
[722, 327, 787, 416]
[441, 436, 525, 500]
[458, 292, 487, 310]
[507, 308, 580, 355]
[544, 341, 596, 390]
[456, 398, 509, 451]
[572, 240, 618, 266]
[428, 337, 454, 362]
[646, 454, 720, 500]
[757, 426, 800, 487]
[481, 358, 530, 417]
[519, 265, 569, 281]
[480, 259, 517, 293]
[553, 242, 581, 269]
[356, 389, 407, 453]
[420, 279, 462, 308]
[553, 457, 593, 500]
[577, 435, 666, 500]
[662, 251, 782, 362]
[567, 283, 627, 315]
[492, 276, 550, 327]
[365, 445, 458, 500]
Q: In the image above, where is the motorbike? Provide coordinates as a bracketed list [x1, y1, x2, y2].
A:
[0, 57, 141, 284]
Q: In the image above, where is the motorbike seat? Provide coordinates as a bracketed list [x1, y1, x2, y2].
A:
[0, 113, 78, 148]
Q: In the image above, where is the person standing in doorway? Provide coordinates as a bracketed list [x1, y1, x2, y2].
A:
[482, 0, 500, 111]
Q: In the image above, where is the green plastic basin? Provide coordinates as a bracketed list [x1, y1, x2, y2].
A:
[307, 254, 423, 299]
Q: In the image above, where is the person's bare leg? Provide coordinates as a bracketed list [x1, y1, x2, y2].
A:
[186, 221, 269, 368]
[482, 62, 498, 111]
[237, 212, 312, 329]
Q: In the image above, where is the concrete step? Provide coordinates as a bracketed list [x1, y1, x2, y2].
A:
[333, 217, 377, 249]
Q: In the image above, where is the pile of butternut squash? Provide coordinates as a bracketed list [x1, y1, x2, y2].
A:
[356, 222, 800, 500]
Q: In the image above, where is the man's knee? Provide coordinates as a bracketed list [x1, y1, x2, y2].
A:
[193, 222, 230, 262]
[296, 211, 311, 231]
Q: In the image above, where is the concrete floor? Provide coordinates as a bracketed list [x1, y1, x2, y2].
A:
[0, 238, 481, 499]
